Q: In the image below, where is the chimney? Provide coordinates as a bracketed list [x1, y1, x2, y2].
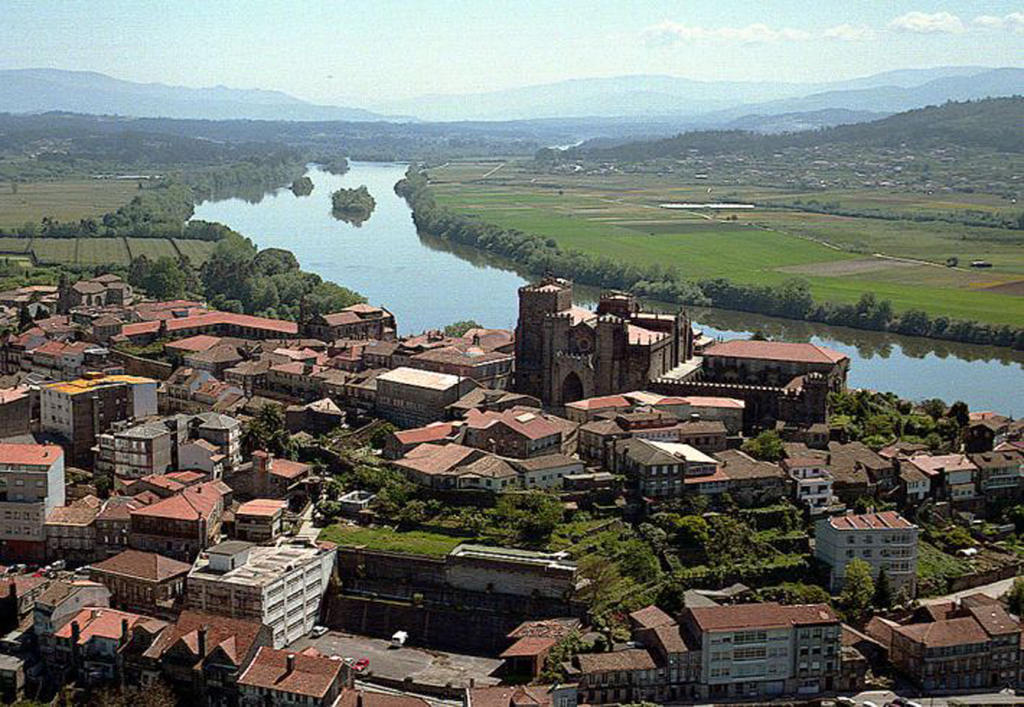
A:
[7, 582, 15, 601]
[197, 626, 207, 657]
[71, 620, 81, 644]
[356, 691, 363, 707]
[286, 653, 296, 676]
[120, 618, 130, 645]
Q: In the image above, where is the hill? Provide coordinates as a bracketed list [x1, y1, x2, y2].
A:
[0, 68, 389, 122]
[575, 98, 1024, 162]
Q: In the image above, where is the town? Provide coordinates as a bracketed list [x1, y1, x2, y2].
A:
[0, 270, 1015, 707]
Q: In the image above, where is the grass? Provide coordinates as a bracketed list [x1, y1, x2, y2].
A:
[429, 160, 1024, 326]
[318, 524, 470, 556]
[917, 540, 969, 595]
[124, 238, 180, 261]
[0, 179, 139, 229]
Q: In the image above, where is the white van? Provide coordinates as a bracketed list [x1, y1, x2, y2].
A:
[390, 630, 408, 648]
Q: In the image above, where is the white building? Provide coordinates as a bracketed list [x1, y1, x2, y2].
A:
[781, 457, 833, 514]
[186, 540, 336, 648]
[814, 511, 919, 596]
[0, 443, 65, 562]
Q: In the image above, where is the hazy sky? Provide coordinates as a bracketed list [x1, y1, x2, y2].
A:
[2, 0, 1022, 106]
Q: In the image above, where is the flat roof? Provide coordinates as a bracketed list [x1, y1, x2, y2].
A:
[645, 440, 719, 465]
[191, 543, 332, 588]
[377, 366, 462, 390]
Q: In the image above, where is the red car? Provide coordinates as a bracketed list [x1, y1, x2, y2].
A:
[352, 658, 369, 672]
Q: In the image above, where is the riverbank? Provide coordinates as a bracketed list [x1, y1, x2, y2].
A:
[191, 162, 1022, 411]
[397, 166, 1023, 350]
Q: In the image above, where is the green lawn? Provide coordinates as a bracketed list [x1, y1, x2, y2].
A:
[318, 524, 471, 556]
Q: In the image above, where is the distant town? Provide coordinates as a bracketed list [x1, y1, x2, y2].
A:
[0, 269, 1015, 707]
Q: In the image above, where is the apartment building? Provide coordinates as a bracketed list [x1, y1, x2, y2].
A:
[88, 549, 191, 617]
[186, 540, 337, 648]
[612, 438, 726, 499]
[869, 594, 1022, 693]
[815, 511, 919, 596]
[238, 646, 348, 707]
[41, 373, 158, 464]
[968, 450, 1022, 501]
[128, 481, 227, 561]
[781, 457, 834, 514]
[94, 422, 173, 480]
[0, 443, 64, 563]
[375, 367, 477, 428]
[682, 603, 842, 700]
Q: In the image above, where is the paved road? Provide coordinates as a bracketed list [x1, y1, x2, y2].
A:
[291, 630, 502, 689]
[921, 576, 1018, 605]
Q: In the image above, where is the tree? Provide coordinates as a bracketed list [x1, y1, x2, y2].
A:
[673, 515, 710, 550]
[1005, 577, 1024, 616]
[873, 567, 893, 610]
[242, 403, 293, 457]
[838, 559, 875, 625]
[741, 431, 785, 462]
[947, 401, 970, 430]
[443, 320, 482, 337]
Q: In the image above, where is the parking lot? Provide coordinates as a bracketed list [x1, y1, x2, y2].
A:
[291, 631, 503, 689]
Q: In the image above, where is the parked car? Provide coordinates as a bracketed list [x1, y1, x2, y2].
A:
[352, 658, 369, 672]
[311, 625, 328, 638]
[390, 630, 408, 648]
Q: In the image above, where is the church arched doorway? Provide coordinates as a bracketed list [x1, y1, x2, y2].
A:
[561, 372, 584, 404]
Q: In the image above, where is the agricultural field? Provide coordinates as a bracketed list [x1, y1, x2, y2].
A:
[0, 236, 215, 268]
[0, 179, 139, 229]
[428, 161, 1024, 326]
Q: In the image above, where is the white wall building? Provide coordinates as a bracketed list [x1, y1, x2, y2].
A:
[0, 443, 65, 561]
[814, 511, 919, 596]
[781, 457, 833, 514]
[186, 540, 336, 648]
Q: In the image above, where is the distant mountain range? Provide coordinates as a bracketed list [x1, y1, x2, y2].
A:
[380, 66, 1022, 122]
[0, 68, 392, 122]
[0, 66, 1020, 132]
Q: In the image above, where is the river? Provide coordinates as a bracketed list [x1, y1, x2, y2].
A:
[192, 162, 1023, 413]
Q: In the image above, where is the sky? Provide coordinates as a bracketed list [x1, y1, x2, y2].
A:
[1, 0, 1022, 107]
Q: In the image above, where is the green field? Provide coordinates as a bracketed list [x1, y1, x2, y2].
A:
[318, 524, 473, 556]
[0, 179, 140, 229]
[429, 161, 1024, 326]
[0, 236, 216, 268]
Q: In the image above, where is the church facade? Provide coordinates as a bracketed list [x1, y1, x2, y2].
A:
[514, 277, 693, 406]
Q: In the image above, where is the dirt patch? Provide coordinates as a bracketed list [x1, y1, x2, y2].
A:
[777, 257, 922, 277]
[980, 280, 1024, 296]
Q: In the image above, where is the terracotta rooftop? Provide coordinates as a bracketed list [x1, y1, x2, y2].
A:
[0, 442, 63, 467]
[130, 482, 224, 522]
[464, 408, 567, 441]
[237, 498, 287, 518]
[687, 602, 837, 632]
[90, 549, 191, 582]
[55, 607, 166, 643]
[393, 443, 479, 476]
[906, 453, 977, 477]
[827, 511, 913, 531]
[629, 605, 676, 630]
[268, 457, 311, 480]
[500, 636, 557, 658]
[335, 691, 429, 707]
[895, 616, 991, 648]
[704, 339, 848, 365]
[165, 335, 223, 353]
[144, 609, 265, 668]
[393, 422, 458, 446]
[577, 648, 657, 673]
[238, 646, 343, 698]
[565, 395, 632, 411]
[465, 686, 561, 707]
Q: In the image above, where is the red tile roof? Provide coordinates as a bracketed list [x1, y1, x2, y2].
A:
[90, 549, 191, 582]
[130, 482, 224, 522]
[239, 646, 343, 698]
[55, 607, 165, 643]
[465, 408, 565, 441]
[895, 616, 991, 648]
[688, 602, 837, 631]
[237, 499, 287, 518]
[268, 458, 310, 480]
[165, 334, 224, 352]
[335, 691, 430, 707]
[500, 636, 557, 658]
[0, 443, 62, 467]
[827, 511, 913, 531]
[565, 395, 631, 411]
[629, 605, 676, 630]
[144, 609, 264, 668]
[704, 340, 848, 365]
[394, 422, 458, 445]
[393, 444, 479, 476]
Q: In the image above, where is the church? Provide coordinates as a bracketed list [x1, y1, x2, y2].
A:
[514, 277, 694, 406]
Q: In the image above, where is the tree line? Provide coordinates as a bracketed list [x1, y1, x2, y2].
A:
[396, 167, 1023, 350]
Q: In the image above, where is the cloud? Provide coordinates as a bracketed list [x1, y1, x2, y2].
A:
[888, 11, 965, 34]
[644, 21, 812, 45]
[822, 24, 878, 41]
[973, 12, 1024, 34]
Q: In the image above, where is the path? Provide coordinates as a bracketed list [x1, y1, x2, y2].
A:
[479, 162, 505, 179]
[920, 576, 1018, 605]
